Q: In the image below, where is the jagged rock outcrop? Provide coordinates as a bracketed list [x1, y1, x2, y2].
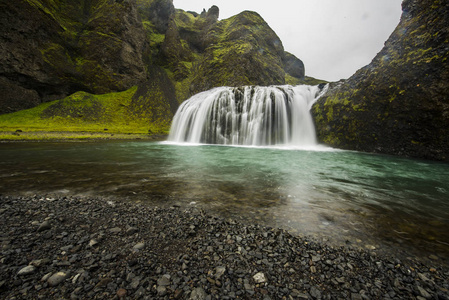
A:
[283, 52, 305, 80]
[171, 9, 305, 97]
[129, 65, 179, 121]
[189, 10, 287, 94]
[136, 0, 174, 33]
[160, 17, 193, 81]
[312, 0, 449, 161]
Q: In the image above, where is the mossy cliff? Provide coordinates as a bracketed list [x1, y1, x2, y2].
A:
[0, 0, 307, 121]
[160, 6, 307, 101]
[0, 0, 148, 113]
[174, 9, 300, 96]
[312, 0, 449, 161]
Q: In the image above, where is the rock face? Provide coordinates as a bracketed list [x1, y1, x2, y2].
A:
[0, 77, 40, 114]
[170, 8, 305, 98]
[283, 52, 305, 79]
[0, 0, 147, 113]
[136, 0, 174, 33]
[0, 0, 306, 115]
[312, 0, 449, 161]
[187, 10, 295, 95]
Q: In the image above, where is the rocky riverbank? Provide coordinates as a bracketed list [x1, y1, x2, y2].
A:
[1, 195, 448, 299]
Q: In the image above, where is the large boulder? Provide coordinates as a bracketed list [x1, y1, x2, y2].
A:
[312, 0, 449, 161]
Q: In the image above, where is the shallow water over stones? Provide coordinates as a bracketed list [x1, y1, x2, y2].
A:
[0, 141, 448, 262]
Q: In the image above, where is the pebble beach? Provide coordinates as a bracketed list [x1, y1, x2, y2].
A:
[1, 195, 448, 299]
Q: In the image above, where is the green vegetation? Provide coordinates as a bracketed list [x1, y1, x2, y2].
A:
[0, 87, 171, 140]
[2, 1, 321, 141]
[143, 21, 165, 47]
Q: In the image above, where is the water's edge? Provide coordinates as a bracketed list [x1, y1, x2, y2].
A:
[1, 141, 448, 265]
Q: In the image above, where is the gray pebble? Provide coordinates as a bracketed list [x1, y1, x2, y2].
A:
[133, 242, 145, 251]
[109, 227, 122, 233]
[417, 286, 431, 299]
[190, 287, 207, 300]
[17, 265, 36, 276]
[37, 220, 51, 232]
[1, 195, 448, 300]
[158, 274, 171, 286]
[47, 271, 69, 286]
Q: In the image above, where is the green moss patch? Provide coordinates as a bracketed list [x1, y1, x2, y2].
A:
[0, 87, 171, 139]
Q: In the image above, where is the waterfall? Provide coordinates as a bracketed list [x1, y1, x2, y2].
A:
[168, 85, 326, 146]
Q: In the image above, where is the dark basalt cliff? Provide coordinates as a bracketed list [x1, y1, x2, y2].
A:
[157, 6, 306, 101]
[0, 0, 147, 113]
[0, 0, 306, 116]
[179, 10, 302, 95]
[312, 0, 449, 161]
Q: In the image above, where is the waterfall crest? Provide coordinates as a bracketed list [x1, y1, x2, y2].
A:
[168, 85, 326, 146]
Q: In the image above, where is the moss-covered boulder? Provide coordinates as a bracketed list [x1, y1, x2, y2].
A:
[312, 0, 449, 161]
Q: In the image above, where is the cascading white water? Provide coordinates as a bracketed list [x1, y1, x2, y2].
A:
[168, 85, 327, 146]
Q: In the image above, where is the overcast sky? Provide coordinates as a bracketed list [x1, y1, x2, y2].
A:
[173, 0, 403, 81]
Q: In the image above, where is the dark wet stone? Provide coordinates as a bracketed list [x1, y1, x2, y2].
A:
[47, 271, 69, 286]
[351, 293, 363, 300]
[190, 287, 207, 300]
[135, 286, 146, 298]
[157, 285, 167, 296]
[17, 265, 36, 276]
[37, 220, 51, 232]
[158, 274, 171, 286]
[109, 227, 122, 233]
[95, 278, 112, 288]
[126, 227, 138, 235]
[117, 288, 127, 298]
[417, 286, 431, 299]
[310, 286, 322, 299]
[130, 277, 141, 289]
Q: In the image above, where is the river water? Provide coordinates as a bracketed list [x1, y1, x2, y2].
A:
[1, 141, 448, 261]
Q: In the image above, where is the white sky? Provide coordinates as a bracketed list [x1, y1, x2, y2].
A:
[173, 0, 403, 81]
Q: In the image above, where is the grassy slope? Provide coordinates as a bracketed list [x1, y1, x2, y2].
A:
[0, 87, 170, 140]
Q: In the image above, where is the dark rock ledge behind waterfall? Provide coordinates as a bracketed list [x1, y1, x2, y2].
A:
[0, 195, 448, 299]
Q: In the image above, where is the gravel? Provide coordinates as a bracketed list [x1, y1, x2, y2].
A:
[0, 195, 448, 299]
